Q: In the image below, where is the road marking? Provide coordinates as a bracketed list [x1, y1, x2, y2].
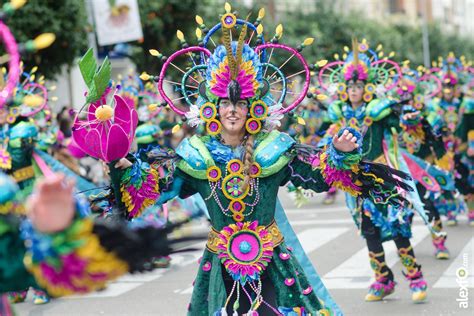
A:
[64, 219, 471, 300]
[284, 206, 348, 214]
[433, 237, 474, 288]
[62, 241, 206, 299]
[63, 282, 143, 299]
[288, 216, 469, 226]
[298, 227, 350, 253]
[323, 226, 430, 289]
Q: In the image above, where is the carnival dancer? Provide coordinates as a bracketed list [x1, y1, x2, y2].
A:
[391, 63, 459, 259]
[318, 39, 431, 303]
[73, 5, 414, 314]
[429, 53, 474, 225]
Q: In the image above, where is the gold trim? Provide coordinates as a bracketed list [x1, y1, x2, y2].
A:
[206, 220, 284, 254]
[12, 166, 34, 182]
[373, 154, 387, 165]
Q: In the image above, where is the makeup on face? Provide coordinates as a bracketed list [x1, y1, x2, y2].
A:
[219, 99, 248, 110]
[348, 80, 364, 104]
[218, 98, 248, 132]
[348, 81, 364, 91]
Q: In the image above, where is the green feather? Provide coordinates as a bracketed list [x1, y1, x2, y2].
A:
[92, 56, 112, 101]
[79, 49, 112, 104]
[78, 48, 97, 88]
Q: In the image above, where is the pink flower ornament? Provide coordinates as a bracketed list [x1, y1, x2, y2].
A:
[72, 91, 138, 163]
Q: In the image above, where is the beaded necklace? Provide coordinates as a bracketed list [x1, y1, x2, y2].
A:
[206, 158, 262, 222]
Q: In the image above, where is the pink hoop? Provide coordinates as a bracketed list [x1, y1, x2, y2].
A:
[419, 73, 442, 98]
[0, 21, 20, 108]
[21, 83, 48, 117]
[318, 60, 344, 91]
[254, 43, 311, 114]
[157, 46, 211, 116]
[371, 59, 402, 90]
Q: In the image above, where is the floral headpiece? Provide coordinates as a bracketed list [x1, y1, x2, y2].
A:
[141, 3, 315, 136]
[430, 52, 471, 89]
[1, 66, 53, 126]
[392, 62, 441, 110]
[318, 38, 402, 103]
[116, 72, 163, 122]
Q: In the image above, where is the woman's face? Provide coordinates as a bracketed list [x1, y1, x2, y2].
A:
[218, 98, 248, 134]
[348, 80, 364, 104]
[442, 86, 455, 101]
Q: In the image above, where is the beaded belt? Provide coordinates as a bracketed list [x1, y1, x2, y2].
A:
[12, 166, 35, 182]
[206, 220, 284, 254]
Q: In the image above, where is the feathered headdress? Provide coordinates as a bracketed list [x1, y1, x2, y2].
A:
[141, 3, 315, 135]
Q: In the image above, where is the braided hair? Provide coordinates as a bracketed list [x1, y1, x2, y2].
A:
[242, 134, 255, 191]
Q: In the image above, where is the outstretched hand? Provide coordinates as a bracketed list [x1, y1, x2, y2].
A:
[114, 158, 133, 169]
[27, 174, 76, 234]
[332, 129, 359, 152]
[402, 110, 420, 121]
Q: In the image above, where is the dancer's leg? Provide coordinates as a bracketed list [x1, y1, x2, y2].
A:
[394, 236, 428, 303]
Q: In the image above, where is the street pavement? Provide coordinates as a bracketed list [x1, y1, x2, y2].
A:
[15, 191, 474, 316]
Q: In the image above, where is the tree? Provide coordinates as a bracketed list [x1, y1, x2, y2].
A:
[278, 4, 474, 68]
[129, 0, 205, 75]
[1, 0, 89, 80]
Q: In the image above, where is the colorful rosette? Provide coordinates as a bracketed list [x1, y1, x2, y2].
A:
[119, 159, 160, 219]
[216, 221, 274, 284]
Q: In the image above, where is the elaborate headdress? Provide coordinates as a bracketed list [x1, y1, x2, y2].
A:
[116, 71, 163, 123]
[392, 62, 441, 110]
[318, 38, 402, 103]
[430, 52, 471, 90]
[140, 2, 315, 135]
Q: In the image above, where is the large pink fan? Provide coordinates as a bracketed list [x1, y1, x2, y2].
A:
[72, 91, 138, 163]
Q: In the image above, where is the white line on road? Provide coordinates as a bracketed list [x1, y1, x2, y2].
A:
[298, 227, 350, 253]
[323, 226, 430, 289]
[63, 282, 143, 299]
[433, 237, 474, 289]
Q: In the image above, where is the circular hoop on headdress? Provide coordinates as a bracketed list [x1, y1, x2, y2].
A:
[0, 21, 21, 108]
[157, 47, 212, 116]
[18, 82, 48, 117]
[254, 43, 311, 114]
[318, 61, 345, 91]
[182, 64, 208, 107]
[370, 59, 402, 90]
[260, 62, 286, 104]
[418, 73, 442, 99]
